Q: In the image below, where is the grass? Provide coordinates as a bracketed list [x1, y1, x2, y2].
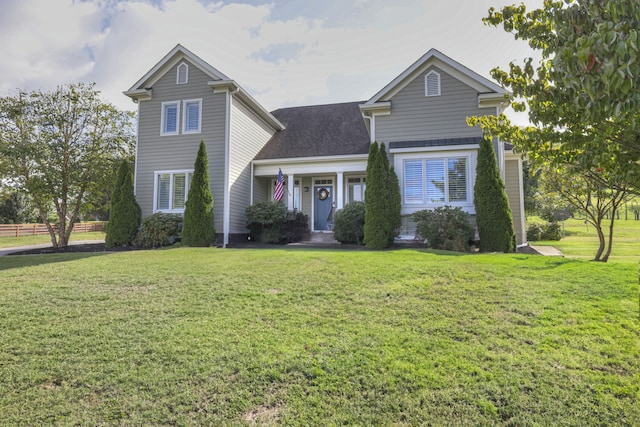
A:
[0, 248, 638, 425]
[530, 218, 640, 263]
[0, 231, 105, 248]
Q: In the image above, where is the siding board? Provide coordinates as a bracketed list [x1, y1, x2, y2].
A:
[376, 66, 494, 143]
[505, 158, 525, 245]
[135, 59, 226, 233]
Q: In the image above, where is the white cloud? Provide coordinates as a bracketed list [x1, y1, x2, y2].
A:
[0, 0, 543, 126]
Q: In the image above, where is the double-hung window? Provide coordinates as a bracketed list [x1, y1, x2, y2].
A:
[155, 170, 193, 213]
[403, 157, 468, 205]
[183, 99, 202, 134]
[161, 101, 180, 135]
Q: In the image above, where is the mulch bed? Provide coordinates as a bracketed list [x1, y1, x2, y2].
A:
[8, 243, 144, 256]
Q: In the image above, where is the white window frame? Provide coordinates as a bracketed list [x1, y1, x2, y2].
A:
[346, 176, 366, 203]
[153, 170, 193, 213]
[425, 70, 441, 97]
[182, 99, 202, 134]
[177, 62, 188, 84]
[161, 101, 180, 136]
[399, 152, 473, 208]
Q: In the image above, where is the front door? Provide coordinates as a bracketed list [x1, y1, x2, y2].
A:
[313, 185, 334, 231]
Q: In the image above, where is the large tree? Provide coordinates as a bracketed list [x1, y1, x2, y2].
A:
[0, 83, 135, 247]
[468, 0, 639, 192]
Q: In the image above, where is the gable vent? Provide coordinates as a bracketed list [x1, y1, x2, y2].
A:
[177, 62, 188, 84]
[425, 70, 440, 97]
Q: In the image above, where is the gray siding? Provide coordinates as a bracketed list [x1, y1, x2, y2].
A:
[229, 97, 277, 233]
[301, 177, 312, 216]
[135, 59, 226, 233]
[375, 66, 495, 142]
[253, 177, 269, 204]
[505, 158, 525, 245]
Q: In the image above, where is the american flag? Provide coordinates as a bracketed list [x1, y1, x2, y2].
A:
[273, 168, 284, 201]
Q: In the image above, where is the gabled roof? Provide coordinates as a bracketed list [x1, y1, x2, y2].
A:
[254, 102, 370, 160]
[125, 44, 230, 94]
[362, 48, 507, 108]
[124, 44, 284, 130]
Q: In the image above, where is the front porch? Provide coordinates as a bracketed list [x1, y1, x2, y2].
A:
[252, 155, 368, 232]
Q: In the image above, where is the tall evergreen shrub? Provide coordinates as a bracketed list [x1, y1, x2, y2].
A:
[474, 136, 516, 252]
[182, 141, 215, 246]
[364, 142, 390, 249]
[105, 160, 141, 248]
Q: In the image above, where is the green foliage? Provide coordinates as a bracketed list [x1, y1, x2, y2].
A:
[413, 206, 475, 252]
[364, 142, 400, 249]
[0, 191, 38, 223]
[281, 211, 309, 243]
[182, 141, 215, 247]
[527, 221, 562, 242]
[105, 161, 141, 248]
[469, 0, 639, 195]
[0, 83, 135, 247]
[537, 163, 629, 261]
[334, 201, 366, 245]
[474, 136, 516, 253]
[134, 213, 182, 248]
[246, 201, 289, 244]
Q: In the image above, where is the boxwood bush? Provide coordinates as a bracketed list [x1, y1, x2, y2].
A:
[334, 201, 365, 245]
[135, 213, 182, 248]
[413, 206, 474, 252]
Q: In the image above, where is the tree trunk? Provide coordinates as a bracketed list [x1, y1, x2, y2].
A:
[601, 213, 616, 262]
[593, 220, 606, 261]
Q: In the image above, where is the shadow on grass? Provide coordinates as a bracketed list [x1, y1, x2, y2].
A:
[0, 252, 110, 271]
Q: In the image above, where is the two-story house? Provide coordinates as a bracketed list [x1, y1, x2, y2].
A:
[125, 44, 526, 247]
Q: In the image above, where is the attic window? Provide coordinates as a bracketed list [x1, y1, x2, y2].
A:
[425, 70, 440, 97]
[177, 62, 188, 84]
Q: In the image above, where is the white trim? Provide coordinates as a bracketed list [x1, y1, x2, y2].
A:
[152, 169, 193, 213]
[370, 114, 376, 143]
[336, 172, 344, 210]
[365, 48, 506, 105]
[394, 150, 477, 215]
[160, 101, 180, 136]
[223, 91, 231, 247]
[182, 98, 202, 134]
[425, 70, 441, 97]
[133, 102, 140, 196]
[177, 62, 188, 84]
[287, 174, 295, 211]
[253, 153, 368, 165]
[125, 44, 229, 96]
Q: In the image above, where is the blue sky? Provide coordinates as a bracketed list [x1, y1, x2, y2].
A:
[0, 0, 543, 124]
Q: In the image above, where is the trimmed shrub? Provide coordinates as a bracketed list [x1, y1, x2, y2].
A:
[364, 142, 390, 249]
[334, 201, 366, 245]
[282, 211, 310, 243]
[474, 136, 516, 252]
[387, 165, 402, 244]
[413, 206, 474, 252]
[182, 141, 215, 246]
[246, 201, 289, 244]
[105, 160, 141, 248]
[135, 213, 182, 248]
[526, 221, 563, 241]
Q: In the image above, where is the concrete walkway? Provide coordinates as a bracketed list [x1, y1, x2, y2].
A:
[528, 245, 564, 257]
[0, 240, 105, 257]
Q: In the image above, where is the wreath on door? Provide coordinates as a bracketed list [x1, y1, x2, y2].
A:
[317, 188, 330, 200]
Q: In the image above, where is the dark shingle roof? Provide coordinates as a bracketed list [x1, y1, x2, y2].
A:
[254, 102, 371, 160]
[388, 137, 482, 149]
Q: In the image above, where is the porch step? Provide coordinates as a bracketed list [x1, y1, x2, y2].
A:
[303, 231, 339, 245]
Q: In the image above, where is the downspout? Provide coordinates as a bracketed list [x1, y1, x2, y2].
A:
[133, 100, 140, 196]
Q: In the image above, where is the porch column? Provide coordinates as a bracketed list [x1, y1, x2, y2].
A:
[287, 174, 294, 211]
[336, 172, 344, 210]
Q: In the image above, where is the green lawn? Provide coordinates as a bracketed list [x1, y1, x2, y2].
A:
[1, 248, 638, 425]
[531, 218, 640, 263]
[0, 231, 105, 249]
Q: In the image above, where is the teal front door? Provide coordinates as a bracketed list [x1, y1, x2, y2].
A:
[313, 186, 334, 231]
